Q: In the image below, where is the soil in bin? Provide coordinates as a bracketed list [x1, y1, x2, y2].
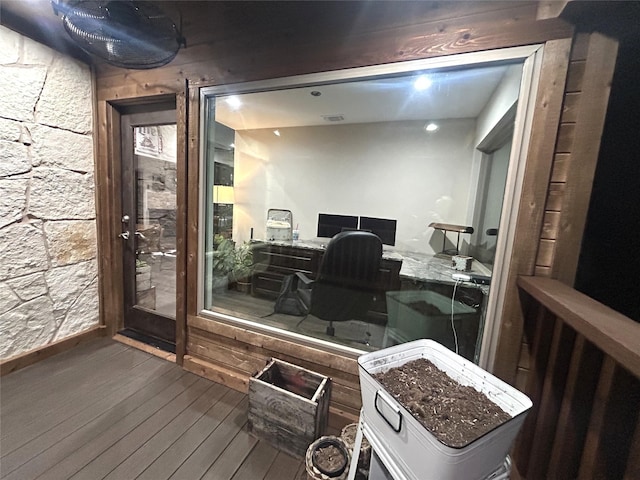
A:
[313, 444, 346, 474]
[374, 358, 511, 448]
[408, 300, 445, 315]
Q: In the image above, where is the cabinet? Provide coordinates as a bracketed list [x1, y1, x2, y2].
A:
[251, 242, 402, 315]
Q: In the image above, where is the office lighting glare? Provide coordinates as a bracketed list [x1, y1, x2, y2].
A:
[273, 130, 281, 137]
[425, 123, 439, 132]
[225, 96, 242, 110]
[414, 75, 432, 91]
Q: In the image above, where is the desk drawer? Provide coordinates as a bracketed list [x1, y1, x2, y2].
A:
[252, 272, 282, 299]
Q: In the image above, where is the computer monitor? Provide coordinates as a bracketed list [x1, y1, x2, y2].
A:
[317, 213, 358, 238]
[359, 216, 397, 246]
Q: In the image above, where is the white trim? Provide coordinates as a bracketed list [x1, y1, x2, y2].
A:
[197, 44, 545, 363]
[478, 45, 545, 371]
[200, 45, 542, 98]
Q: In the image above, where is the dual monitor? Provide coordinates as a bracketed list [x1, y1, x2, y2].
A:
[317, 213, 397, 246]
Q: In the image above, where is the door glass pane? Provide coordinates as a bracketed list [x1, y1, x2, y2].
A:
[134, 124, 177, 318]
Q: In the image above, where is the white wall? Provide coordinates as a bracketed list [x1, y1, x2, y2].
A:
[0, 26, 98, 360]
[233, 118, 476, 254]
[474, 64, 522, 147]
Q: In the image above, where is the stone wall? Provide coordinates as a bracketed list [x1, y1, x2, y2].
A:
[0, 26, 98, 360]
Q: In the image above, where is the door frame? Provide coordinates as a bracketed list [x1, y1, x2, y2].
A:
[97, 93, 188, 363]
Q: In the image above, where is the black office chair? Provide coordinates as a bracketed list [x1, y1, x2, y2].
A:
[295, 230, 383, 337]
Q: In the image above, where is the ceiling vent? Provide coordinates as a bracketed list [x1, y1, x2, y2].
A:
[322, 114, 345, 122]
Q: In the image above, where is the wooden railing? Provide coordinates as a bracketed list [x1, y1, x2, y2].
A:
[513, 276, 640, 479]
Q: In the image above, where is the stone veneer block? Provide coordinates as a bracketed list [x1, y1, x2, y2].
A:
[0, 118, 22, 142]
[0, 179, 28, 229]
[45, 220, 97, 266]
[0, 65, 47, 123]
[6, 273, 48, 302]
[0, 222, 49, 281]
[0, 296, 56, 358]
[53, 280, 99, 340]
[0, 26, 21, 64]
[46, 260, 98, 321]
[31, 124, 94, 173]
[0, 283, 21, 315]
[0, 140, 31, 176]
[36, 56, 92, 134]
[30, 168, 96, 220]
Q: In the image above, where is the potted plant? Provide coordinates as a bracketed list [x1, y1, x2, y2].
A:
[230, 241, 254, 293]
[135, 258, 152, 291]
[211, 234, 235, 293]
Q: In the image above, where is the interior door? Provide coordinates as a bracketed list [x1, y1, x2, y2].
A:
[120, 106, 177, 349]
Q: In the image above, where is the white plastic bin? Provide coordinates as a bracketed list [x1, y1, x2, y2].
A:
[358, 340, 532, 480]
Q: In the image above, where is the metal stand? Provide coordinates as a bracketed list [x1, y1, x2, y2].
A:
[347, 409, 511, 480]
[347, 411, 409, 480]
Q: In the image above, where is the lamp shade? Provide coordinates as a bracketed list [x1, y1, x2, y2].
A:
[213, 185, 234, 204]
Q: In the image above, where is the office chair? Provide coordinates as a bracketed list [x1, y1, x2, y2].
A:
[295, 230, 383, 337]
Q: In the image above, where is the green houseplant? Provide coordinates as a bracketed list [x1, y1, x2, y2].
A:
[211, 234, 235, 292]
[230, 241, 254, 292]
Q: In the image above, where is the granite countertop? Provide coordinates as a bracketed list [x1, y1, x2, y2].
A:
[251, 239, 491, 294]
[396, 252, 491, 294]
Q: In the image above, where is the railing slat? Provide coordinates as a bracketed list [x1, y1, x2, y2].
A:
[548, 336, 603, 479]
[513, 306, 556, 476]
[517, 276, 640, 479]
[624, 415, 640, 480]
[579, 356, 617, 478]
[527, 320, 576, 479]
[517, 276, 640, 379]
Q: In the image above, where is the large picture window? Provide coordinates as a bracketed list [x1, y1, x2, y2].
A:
[199, 45, 543, 365]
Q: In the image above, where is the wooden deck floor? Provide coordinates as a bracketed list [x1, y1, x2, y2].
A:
[0, 338, 308, 480]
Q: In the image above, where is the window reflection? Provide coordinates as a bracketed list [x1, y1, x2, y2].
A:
[201, 58, 525, 361]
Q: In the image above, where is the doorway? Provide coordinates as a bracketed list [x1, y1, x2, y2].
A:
[119, 105, 177, 351]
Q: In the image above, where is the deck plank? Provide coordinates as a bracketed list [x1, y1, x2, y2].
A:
[0, 339, 307, 480]
[0, 359, 177, 476]
[168, 397, 249, 479]
[263, 450, 305, 480]
[36, 374, 200, 480]
[69, 378, 213, 479]
[136, 389, 245, 480]
[230, 438, 279, 480]
[1, 343, 151, 441]
[200, 426, 260, 480]
[102, 381, 229, 480]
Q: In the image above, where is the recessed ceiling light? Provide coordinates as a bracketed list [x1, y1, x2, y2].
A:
[225, 96, 242, 110]
[310, 91, 322, 97]
[425, 123, 439, 132]
[273, 130, 281, 137]
[414, 75, 432, 91]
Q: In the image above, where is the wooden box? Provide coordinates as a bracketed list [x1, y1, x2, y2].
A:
[248, 358, 331, 458]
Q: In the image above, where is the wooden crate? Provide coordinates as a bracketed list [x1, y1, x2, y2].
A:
[248, 358, 331, 458]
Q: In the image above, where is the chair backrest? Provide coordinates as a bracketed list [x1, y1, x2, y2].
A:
[311, 230, 383, 322]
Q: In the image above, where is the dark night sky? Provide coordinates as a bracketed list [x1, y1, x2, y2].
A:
[575, 32, 640, 322]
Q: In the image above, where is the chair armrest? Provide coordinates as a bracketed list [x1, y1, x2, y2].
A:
[295, 271, 314, 287]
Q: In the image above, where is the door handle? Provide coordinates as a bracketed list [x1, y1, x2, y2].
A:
[118, 231, 130, 240]
[134, 231, 146, 239]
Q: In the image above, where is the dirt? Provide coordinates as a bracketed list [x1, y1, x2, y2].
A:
[407, 300, 445, 315]
[313, 444, 346, 474]
[374, 358, 511, 448]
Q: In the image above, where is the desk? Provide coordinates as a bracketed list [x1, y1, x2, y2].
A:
[251, 240, 490, 293]
[250, 240, 402, 316]
[250, 240, 491, 359]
